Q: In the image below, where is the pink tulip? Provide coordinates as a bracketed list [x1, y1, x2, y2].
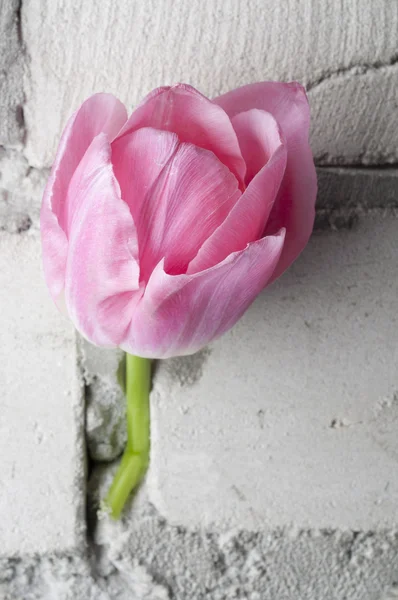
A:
[41, 83, 317, 359]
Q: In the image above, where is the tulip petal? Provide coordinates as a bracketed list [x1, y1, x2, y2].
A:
[232, 109, 285, 185]
[214, 82, 317, 278]
[116, 84, 246, 186]
[64, 133, 141, 347]
[112, 127, 241, 280]
[41, 94, 128, 303]
[111, 127, 180, 237]
[188, 110, 287, 274]
[121, 229, 285, 358]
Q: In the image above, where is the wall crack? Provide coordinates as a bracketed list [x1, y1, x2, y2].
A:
[307, 53, 398, 91]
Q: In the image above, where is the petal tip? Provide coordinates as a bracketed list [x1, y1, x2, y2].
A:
[287, 81, 310, 104]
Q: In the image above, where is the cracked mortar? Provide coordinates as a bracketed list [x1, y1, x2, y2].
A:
[2, 482, 398, 600]
[0, 0, 25, 145]
[80, 342, 212, 463]
[1, 210, 398, 597]
[306, 53, 398, 92]
[0, 146, 48, 234]
[2, 417, 398, 600]
[2, 122, 398, 600]
[1, 0, 398, 596]
[10, 206, 392, 599]
[79, 339, 127, 462]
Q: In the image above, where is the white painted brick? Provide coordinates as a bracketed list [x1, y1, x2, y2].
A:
[0, 233, 85, 556]
[310, 67, 398, 165]
[22, 0, 398, 168]
[0, 0, 396, 595]
[147, 215, 398, 531]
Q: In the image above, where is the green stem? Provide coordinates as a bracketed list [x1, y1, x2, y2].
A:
[104, 354, 151, 519]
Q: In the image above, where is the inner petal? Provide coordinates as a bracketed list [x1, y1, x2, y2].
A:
[111, 127, 241, 281]
[187, 109, 286, 274]
[115, 84, 247, 189]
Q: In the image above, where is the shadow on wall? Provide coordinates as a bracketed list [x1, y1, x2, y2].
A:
[253, 211, 395, 326]
[227, 212, 397, 406]
[314, 164, 398, 231]
[167, 212, 397, 410]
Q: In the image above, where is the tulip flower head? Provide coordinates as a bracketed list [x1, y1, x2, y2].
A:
[41, 82, 316, 359]
[41, 82, 317, 517]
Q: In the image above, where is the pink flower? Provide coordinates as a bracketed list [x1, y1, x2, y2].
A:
[41, 83, 316, 358]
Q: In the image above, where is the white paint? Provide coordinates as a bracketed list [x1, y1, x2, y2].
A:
[310, 66, 398, 164]
[148, 216, 398, 530]
[22, 0, 398, 168]
[0, 0, 398, 596]
[0, 234, 85, 556]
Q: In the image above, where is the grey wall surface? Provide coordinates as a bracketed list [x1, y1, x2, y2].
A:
[0, 1, 397, 598]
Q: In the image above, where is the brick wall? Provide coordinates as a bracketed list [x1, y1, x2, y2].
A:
[1, 1, 397, 598]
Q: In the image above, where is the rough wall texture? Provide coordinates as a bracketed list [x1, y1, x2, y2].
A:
[0, 0, 25, 145]
[1, 0, 398, 598]
[3, 491, 398, 600]
[146, 217, 398, 532]
[310, 66, 398, 165]
[22, 0, 398, 167]
[0, 234, 85, 557]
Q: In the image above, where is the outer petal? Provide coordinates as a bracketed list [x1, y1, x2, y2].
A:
[41, 94, 127, 303]
[112, 127, 241, 280]
[64, 133, 140, 347]
[214, 82, 317, 278]
[188, 110, 286, 274]
[115, 83, 246, 186]
[121, 229, 285, 358]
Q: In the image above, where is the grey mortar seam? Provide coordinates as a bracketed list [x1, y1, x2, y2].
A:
[306, 52, 398, 91]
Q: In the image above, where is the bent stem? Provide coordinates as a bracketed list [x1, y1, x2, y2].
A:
[104, 354, 151, 519]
